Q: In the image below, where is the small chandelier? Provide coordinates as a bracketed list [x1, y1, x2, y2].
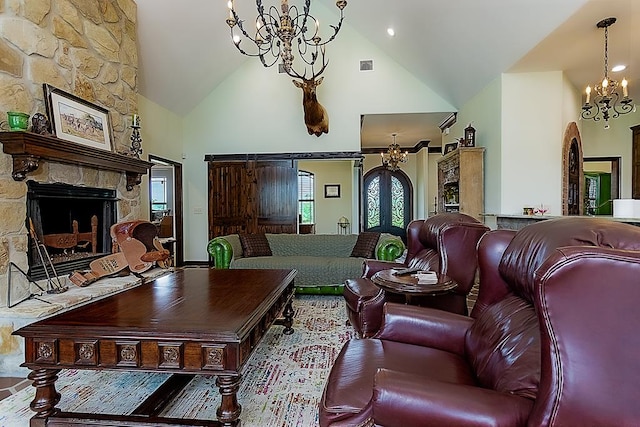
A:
[581, 17, 634, 129]
[381, 133, 408, 171]
[226, 0, 347, 77]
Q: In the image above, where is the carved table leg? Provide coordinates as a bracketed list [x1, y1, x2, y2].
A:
[216, 374, 242, 427]
[28, 368, 61, 425]
[282, 300, 295, 335]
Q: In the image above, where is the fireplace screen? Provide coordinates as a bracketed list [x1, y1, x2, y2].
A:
[26, 181, 118, 281]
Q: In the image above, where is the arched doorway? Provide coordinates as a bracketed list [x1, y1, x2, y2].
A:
[562, 122, 584, 216]
[363, 166, 413, 242]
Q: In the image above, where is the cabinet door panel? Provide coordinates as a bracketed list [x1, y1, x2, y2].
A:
[255, 161, 298, 234]
[208, 161, 256, 238]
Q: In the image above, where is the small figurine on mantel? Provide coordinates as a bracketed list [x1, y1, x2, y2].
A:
[31, 113, 53, 135]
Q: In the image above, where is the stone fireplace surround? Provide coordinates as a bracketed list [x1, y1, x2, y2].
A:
[0, 0, 156, 377]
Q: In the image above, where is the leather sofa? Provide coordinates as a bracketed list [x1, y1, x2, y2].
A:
[320, 217, 640, 426]
[344, 213, 489, 337]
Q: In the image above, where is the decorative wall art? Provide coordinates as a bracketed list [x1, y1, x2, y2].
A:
[43, 84, 113, 151]
[444, 142, 458, 154]
[324, 184, 341, 198]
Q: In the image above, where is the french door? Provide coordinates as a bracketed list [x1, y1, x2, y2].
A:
[363, 166, 412, 242]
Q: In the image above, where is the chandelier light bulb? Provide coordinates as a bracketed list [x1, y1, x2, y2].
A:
[622, 78, 629, 97]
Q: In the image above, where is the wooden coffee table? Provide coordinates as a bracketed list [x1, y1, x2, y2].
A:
[371, 269, 457, 304]
[14, 268, 297, 427]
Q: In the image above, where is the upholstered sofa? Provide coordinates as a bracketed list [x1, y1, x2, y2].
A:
[319, 217, 640, 426]
[345, 213, 489, 337]
[207, 232, 405, 293]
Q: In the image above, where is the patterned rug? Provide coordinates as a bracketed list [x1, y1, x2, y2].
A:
[0, 295, 353, 427]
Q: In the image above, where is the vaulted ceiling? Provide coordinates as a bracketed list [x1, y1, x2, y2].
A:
[135, 0, 639, 148]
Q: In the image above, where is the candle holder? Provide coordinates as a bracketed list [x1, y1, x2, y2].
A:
[129, 115, 142, 158]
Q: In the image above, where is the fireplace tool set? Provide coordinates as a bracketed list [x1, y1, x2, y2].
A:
[7, 221, 67, 308]
[28, 218, 68, 294]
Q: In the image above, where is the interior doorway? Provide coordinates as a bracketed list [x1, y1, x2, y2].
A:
[149, 155, 184, 266]
[583, 156, 620, 214]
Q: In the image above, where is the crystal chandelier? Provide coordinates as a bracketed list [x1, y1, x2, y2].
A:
[581, 17, 634, 129]
[381, 134, 408, 171]
[226, 0, 347, 77]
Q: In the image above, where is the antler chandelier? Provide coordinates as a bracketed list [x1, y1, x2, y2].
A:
[581, 17, 634, 129]
[381, 134, 408, 171]
[226, 0, 347, 76]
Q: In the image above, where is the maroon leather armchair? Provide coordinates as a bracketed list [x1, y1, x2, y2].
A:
[320, 217, 640, 426]
[344, 213, 489, 337]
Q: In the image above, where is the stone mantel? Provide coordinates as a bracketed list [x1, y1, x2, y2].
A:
[0, 132, 152, 190]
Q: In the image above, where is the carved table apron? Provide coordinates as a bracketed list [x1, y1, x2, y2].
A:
[14, 268, 297, 427]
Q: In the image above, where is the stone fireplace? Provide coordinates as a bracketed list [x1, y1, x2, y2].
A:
[0, 0, 143, 307]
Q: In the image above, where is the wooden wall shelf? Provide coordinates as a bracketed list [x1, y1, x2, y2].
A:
[0, 131, 152, 190]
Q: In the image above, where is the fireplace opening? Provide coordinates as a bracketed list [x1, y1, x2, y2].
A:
[27, 181, 118, 281]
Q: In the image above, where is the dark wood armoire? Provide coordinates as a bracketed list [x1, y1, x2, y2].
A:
[208, 160, 298, 239]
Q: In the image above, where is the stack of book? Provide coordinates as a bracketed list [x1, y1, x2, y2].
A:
[415, 271, 438, 285]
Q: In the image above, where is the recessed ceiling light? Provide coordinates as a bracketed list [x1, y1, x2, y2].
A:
[612, 64, 626, 72]
[387, 28, 395, 37]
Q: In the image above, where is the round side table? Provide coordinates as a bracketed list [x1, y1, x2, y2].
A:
[371, 269, 457, 305]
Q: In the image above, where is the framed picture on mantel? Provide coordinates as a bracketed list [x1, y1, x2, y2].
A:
[43, 84, 113, 152]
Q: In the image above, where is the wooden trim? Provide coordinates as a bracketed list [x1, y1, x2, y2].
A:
[360, 140, 431, 155]
[204, 151, 362, 162]
[0, 131, 151, 190]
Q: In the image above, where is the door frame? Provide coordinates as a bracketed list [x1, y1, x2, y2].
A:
[583, 156, 621, 200]
[149, 155, 184, 266]
[362, 166, 413, 242]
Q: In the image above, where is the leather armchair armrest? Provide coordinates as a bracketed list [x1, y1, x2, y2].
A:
[373, 369, 533, 427]
[376, 237, 405, 261]
[374, 303, 473, 354]
[362, 259, 403, 278]
[207, 237, 233, 269]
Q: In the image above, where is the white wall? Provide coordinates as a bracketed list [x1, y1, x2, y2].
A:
[500, 72, 566, 216]
[446, 77, 502, 217]
[137, 95, 184, 219]
[298, 160, 353, 234]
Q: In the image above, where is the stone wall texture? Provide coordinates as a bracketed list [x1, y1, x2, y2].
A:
[0, 0, 141, 307]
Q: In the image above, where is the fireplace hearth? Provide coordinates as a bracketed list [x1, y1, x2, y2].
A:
[27, 181, 118, 281]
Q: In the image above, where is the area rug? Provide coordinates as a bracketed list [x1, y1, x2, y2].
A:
[0, 295, 353, 427]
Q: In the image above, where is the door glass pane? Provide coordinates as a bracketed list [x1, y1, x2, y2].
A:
[391, 176, 404, 228]
[367, 176, 380, 228]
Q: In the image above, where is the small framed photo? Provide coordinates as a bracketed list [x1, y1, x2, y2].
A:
[444, 142, 458, 154]
[43, 84, 113, 151]
[324, 184, 341, 198]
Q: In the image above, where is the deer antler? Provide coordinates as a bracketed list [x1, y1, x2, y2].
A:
[285, 45, 328, 81]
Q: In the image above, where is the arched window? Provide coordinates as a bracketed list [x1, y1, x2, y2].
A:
[298, 170, 315, 224]
[363, 166, 412, 242]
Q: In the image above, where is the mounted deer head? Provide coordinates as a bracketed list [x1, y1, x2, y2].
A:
[289, 60, 329, 137]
